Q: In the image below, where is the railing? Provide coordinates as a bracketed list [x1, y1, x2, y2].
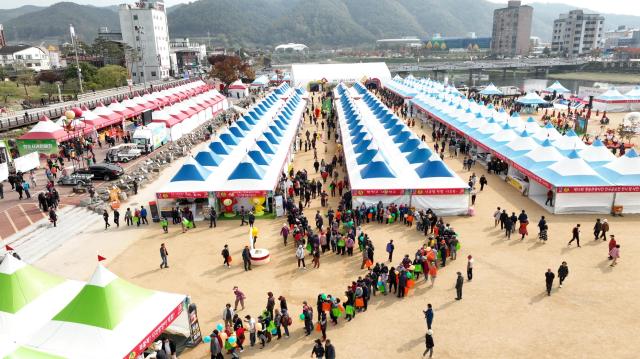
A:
[0, 78, 197, 132]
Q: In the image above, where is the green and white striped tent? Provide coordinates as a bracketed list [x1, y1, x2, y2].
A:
[0, 255, 84, 344]
[25, 264, 187, 359]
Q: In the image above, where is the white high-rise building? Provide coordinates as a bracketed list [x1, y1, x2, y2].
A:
[119, 1, 171, 84]
[551, 10, 605, 57]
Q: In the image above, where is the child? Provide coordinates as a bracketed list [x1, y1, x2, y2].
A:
[160, 217, 168, 233]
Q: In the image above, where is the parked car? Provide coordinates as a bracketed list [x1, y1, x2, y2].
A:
[75, 163, 124, 181]
[57, 172, 94, 186]
[105, 143, 142, 163]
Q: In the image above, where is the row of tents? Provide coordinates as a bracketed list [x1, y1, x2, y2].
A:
[17, 80, 224, 156]
[386, 76, 640, 214]
[334, 82, 469, 215]
[0, 255, 189, 358]
[156, 83, 308, 214]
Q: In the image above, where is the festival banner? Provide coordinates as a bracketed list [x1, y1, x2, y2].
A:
[557, 186, 640, 193]
[353, 189, 406, 196]
[156, 191, 210, 199]
[126, 302, 184, 359]
[215, 190, 268, 198]
[413, 188, 466, 195]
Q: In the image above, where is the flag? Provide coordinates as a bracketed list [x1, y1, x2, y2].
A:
[5, 245, 14, 251]
[69, 24, 75, 38]
[97, 255, 106, 262]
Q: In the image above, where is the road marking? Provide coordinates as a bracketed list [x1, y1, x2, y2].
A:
[18, 204, 34, 225]
[4, 210, 18, 233]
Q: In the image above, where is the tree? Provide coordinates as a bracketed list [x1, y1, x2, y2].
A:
[94, 65, 128, 89]
[207, 55, 255, 86]
[36, 70, 62, 84]
[617, 119, 638, 144]
[0, 81, 21, 104]
[39, 82, 59, 102]
[16, 70, 35, 97]
[89, 38, 126, 66]
[64, 62, 98, 84]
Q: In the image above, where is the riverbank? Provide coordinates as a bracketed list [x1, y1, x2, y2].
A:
[548, 72, 640, 84]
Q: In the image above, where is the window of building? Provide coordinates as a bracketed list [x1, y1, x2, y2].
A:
[151, 71, 157, 77]
[26, 63, 32, 67]
[133, 14, 138, 20]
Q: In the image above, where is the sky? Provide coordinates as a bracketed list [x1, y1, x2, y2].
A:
[1, 0, 639, 15]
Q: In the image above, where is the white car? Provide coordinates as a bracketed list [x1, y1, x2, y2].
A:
[105, 143, 142, 163]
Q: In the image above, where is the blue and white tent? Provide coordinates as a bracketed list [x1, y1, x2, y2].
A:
[544, 81, 570, 94]
[516, 92, 547, 106]
[479, 83, 503, 96]
[579, 139, 615, 167]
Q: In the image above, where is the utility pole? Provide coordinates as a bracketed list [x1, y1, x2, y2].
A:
[69, 24, 84, 93]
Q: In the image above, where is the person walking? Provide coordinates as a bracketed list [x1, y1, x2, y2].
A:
[222, 303, 235, 328]
[103, 210, 111, 230]
[311, 339, 325, 358]
[242, 246, 252, 271]
[159, 243, 169, 269]
[113, 209, 120, 228]
[479, 174, 487, 191]
[49, 208, 57, 227]
[608, 235, 617, 259]
[125, 208, 133, 226]
[233, 286, 246, 311]
[568, 224, 581, 247]
[281, 224, 290, 246]
[423, 329, 435, 358]
[455, 272, 464, 300]
[467, 255, 474, 281]
[209, 207, 217, 228]
[296, 244, 306, 269]
[545, 268, 555, 296]
[600, 219, 609, 241]
[423, 303, 434, 330]
[222, 244, 231, 268]
[504, 216, 513, 239]
[266, 292, 276, 320]
[22, 181, 31, 199]
[470, 187, 477, 205]
[428, 262, 437, 287]
[557, 261, 569, 288]
[324, 339, 335, 359]
[244, 315, 257, 347]
[593, 218, 602, 240]
[493, 207, 501, 227]
[609, 245, 620, 267]
[386, 239, 394, 262]
[140, 206, 148, 225]
[538, 216, 548, 242]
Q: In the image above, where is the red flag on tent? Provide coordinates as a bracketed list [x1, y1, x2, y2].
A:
[5, 245, 14, 251]
[97, 255, 107, 262]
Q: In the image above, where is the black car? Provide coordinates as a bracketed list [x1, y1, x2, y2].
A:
[75, 163, 124, 181]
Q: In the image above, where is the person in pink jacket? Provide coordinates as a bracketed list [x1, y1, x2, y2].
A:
[609, 245, 620, 267]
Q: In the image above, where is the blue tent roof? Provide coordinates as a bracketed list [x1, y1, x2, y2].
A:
[171, 159, 211, 182]
[394, 131, 412, 144]
[228, 160, 265, 180]
[388, 124, 404, 136]
[356, 149, 378, 165]
[415, 160, 454, 178]
[229, 126, 245, 138]
[220, 133, 238, 146]
[256, 140, 275, 154]
[264, 132, 279, 144]
[383, 119, 399, 129]
[399, 139, 421, 153]
[274, 120, 287, 131]
[195, 150, 223, 167]
[361, 161, 395, 179]
[248, 150, 271, 165]
[354, 139, 372, 154]
[269, 125, 283, 137]
[236, 120, 251, 131]
[209, 141, 230, 155]
[352, 132, 368, 144]
[349, 125, 364, 137]
[406, 148, 433, 164]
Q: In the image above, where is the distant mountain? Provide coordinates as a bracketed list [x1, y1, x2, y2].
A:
[167, 0, 640, 47]
[3, 2, 119, 43]
[0, 5, 44, 24]
[1, 1, 640, 47]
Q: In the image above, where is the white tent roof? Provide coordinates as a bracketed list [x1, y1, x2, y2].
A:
[26, 264, 186, 359]
[544, 81, 570, 94]
[595, 87, 628, 102]
[579, 139, 615, 166]
[552, 129, 587, 152]
[291, 62, 391, 87]
[624, 86, 640, 100]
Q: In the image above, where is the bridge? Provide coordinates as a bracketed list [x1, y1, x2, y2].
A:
[388, 58, 589, 73]
[0, 78, 194, 132]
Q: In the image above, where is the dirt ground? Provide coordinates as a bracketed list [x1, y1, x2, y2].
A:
[34, 93, 640, 359]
